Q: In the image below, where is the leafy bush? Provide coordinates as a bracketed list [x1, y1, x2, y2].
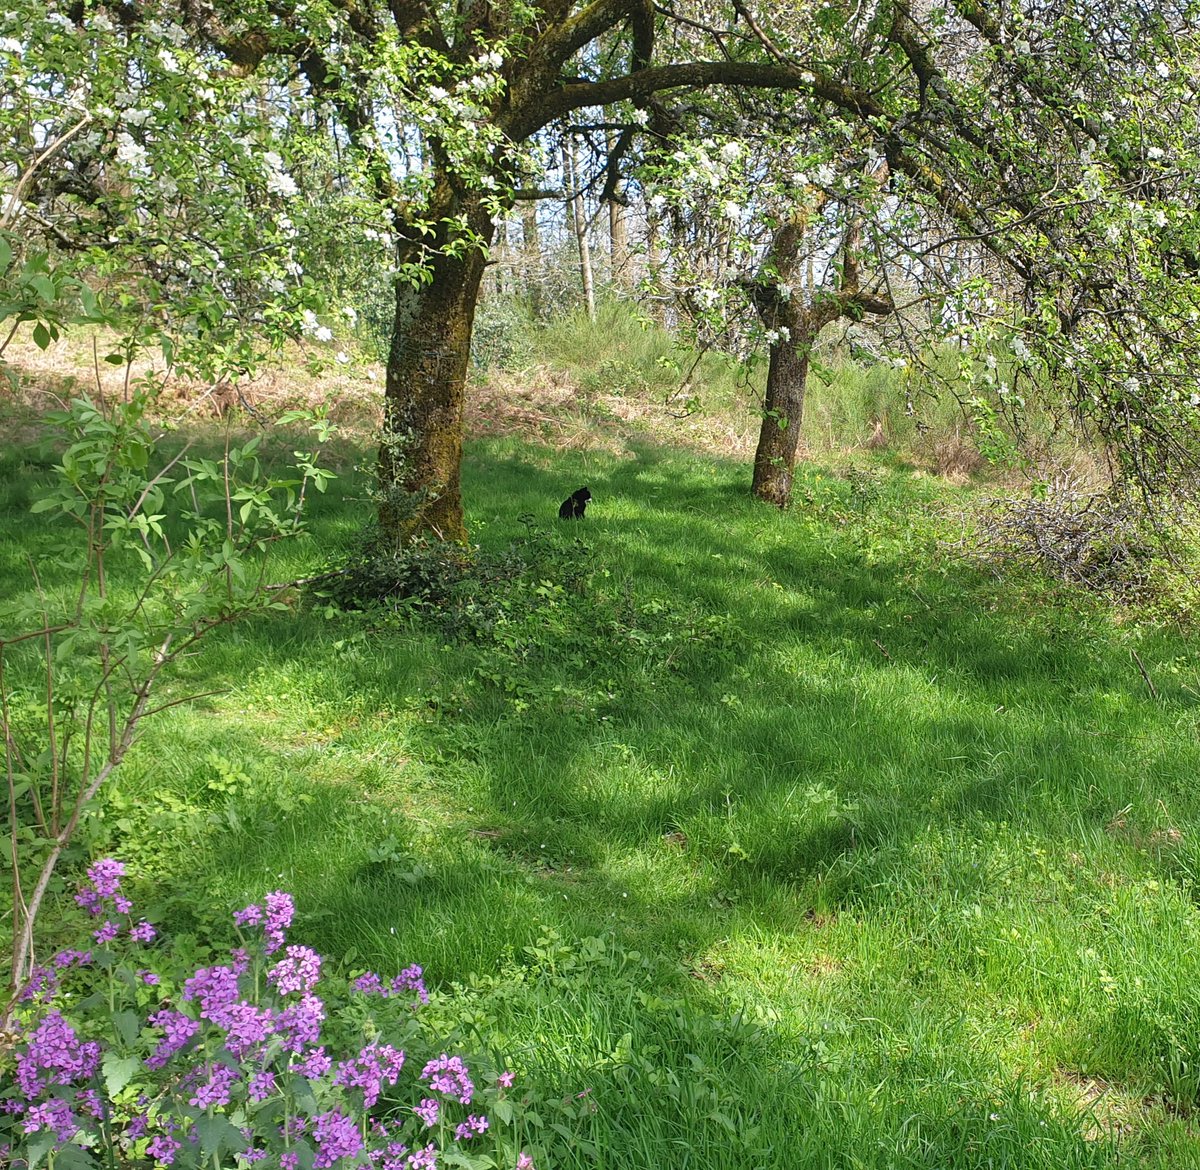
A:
[316, 523, 745, 715]
[1, 860, 539, 1170]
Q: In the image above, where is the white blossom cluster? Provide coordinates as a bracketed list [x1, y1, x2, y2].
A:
[262, 151, 299, 199]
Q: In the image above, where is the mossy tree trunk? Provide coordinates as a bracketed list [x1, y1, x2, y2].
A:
[749, 207, 893, 508]
[379, 185, 497, 547]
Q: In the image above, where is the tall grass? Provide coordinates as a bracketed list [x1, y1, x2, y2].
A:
[5, 396, 1200, 1166]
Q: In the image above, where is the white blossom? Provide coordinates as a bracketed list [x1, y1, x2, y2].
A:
[1145, 146, 1164, 160]
[1155, 61, 1170, 79]
[814, 164, 835, 186]
[342, 306, 358, 322]
[89, 13, 113, 33]
[719, 142, 741, 163]
[115, 132, 149, 173]
[427, 86, 449, 102]
[123, 109, 151, 128]
[335, 351, 350, 365]
[631, 107, 649, 126]
[46, 12, 74, 28]
[0, 37, 23, 53]
[314, 325, 334, 342]
[722, 200, 741, 220]
[266, 170, 299, 198]
[158, 49, 179, 72]
[284, 260, 304, 277]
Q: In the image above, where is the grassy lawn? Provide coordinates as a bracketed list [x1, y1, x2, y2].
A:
[4, 408, 1200, 1168]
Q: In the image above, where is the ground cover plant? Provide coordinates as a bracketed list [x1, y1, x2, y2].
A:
[4, 366, 1200, 1169]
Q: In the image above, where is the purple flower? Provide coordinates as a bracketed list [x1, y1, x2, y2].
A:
[390, 964, 429, 1005]
[93, 920, 120, 945]
[353, 971, 385, 995]
[147, 1134, 182, 1166]
[233, 903, 263, 928]
[380, 1142, 409, 1170]
[181, 964, 241, 1025]
[76, 1088, 102, 1118]
[248, 1071, 277, 1102]
[52, 949, 92, 969]
[114, 894, 133, 914]
[138, 969, 161, 985]
[420, 1053, 474, 1104]
[296, 1046, 332, 1079]
[241, 1149, 267, 1164]
[267, 945, 322, 995]
[414, 1098, 439, 1127]
[263, 891, 294, 954]
[230, 947, 251, 975]
[130, 920, 157, 942]
[87, 858, 125, 897]
[126, 1116, 149, 1140]
[187, 1062, 241, 1109]
[334, 1043, 405, 1109]
[18, 966, 58, 1003]
[515, 1155, 535, 1170]
[454, 1115, 489, 1141]
[146, 1009, 201, 1070]
[497, 1070, 515, 1089]
[22, 1098, 78, 1142]
[221, 1001, 275, 1059]
[407, 1145, 437, 1170]
[15, 1010, 102, 1097]
[276, 993, 324, 1052]
[280, 1154, 299, 1170]
[313, 1109, 362, 1169]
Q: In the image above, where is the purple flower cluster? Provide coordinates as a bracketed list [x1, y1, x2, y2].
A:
[312, 1108, 363, 1168]
[334, 1043, 406, 1108]
[6, 869, 533, 1170]
[15, 1010, 101, 1098]
[353, 963, 429, 1006]
[233, 890, 294, 954]
[420, 1054, 474, 1105]
[268, 945, 323, 995]
[454, 1114, 489, 1141]
[70, 858, 155, 951]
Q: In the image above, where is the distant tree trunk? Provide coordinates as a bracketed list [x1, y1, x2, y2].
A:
[606, 131, 629, 289]
[379, 186, 496, 547]
[563, 139, 595, 320]
[752, 320, 813, 507]
[520, 200, 542, 317]
[747, 200, 892, 508]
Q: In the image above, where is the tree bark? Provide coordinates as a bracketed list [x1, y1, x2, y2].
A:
[520, 201, 542, 317]
[752, 322, 811, 507]
[379, 189, 495, 547]
[563, 139, 596, 320]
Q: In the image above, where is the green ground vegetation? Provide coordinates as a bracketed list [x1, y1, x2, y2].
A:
[4, 326, 1200, 1168]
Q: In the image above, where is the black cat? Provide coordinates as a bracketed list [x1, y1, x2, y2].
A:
[558, 486, 592, 520]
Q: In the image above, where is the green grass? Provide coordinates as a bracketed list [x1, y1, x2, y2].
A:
[5, 414, 1200, 1168]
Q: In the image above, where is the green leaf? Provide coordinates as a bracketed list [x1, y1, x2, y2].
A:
[0, 236, 11, 277]
[112, 1009, 141, 1045]
[32, 321, 51, 350]
[104, 353, 127, 365]
[102, 1052, 142, 1096]
[195, 1113, 245, 1158]
[27, 273, 57, 304]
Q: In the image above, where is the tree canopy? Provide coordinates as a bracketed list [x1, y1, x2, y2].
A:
[4, 1, 1200, 536]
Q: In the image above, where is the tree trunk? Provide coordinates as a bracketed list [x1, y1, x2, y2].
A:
[563, 139, 595, 320]
[520, 201, 542, 317]
[752, 326, 811, 507]
[379, 191, 495, 547]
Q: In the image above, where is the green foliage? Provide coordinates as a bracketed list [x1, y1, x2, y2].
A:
[1, 390, 334, 996]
